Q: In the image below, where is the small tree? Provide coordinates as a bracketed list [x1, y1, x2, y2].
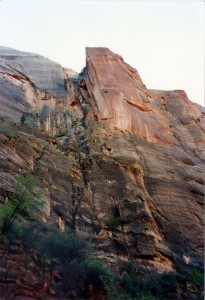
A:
[20, 114, 26, 125]
[0, 175, 43, 235]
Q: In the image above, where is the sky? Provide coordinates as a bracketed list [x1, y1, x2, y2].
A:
[0, 0, 204, 106]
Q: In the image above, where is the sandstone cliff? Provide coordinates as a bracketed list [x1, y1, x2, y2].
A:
[0, 46, 78, 132]
[0, 46, 204, 297]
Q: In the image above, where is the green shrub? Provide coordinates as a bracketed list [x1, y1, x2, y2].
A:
[119, 269, 185, 300]
[0, 175, 43, 235]
[143, 272, 178, 299]
[101, 276, 121, 300]
[122, 260, 138, 275]
[6, 221, 204, 300]
[84, 257, 113, 285]
[140, 291, 159, 300]
[119, 261, 141, 298]
[0, 123, 19, 138]
[108, 216, 121, 231]
[54, 132, 66, 138]
[9, 222, 113, 295]
[20, 114, 26, 124]
[191, 268, 204, 284]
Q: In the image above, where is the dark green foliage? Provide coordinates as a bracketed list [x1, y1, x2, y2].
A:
[84, 257, 111, 284]
[119, 265, 204, 300]
[144, 272, 178, 299]
[5, 222, 204, 298]
[9, 222, 113, 296]
[139, 292, 159, 300]
[191, 268, 204, 285]
[20, 114, 26, 124]
[108, 216, 121, 230]
[0, 175, 43, 235]
[54, 132, 66, 138]
[120, 260, 143, 299]
[101, 276, 122, 300]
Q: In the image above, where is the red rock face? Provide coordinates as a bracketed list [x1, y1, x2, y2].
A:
[0, 46, 204, 293]
[85, 48, 205, 150]
[81, 47, 204, 269]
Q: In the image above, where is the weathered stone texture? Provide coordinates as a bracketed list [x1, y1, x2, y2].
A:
[0, 46, 79, 133]
[0, 47, 204, 278]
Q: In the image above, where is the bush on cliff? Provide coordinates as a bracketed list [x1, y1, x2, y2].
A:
[0, 175, 43, 235]
[5, 221, 204, 299]
[0, 122, 19, 138]
[8, 221, 114, 297]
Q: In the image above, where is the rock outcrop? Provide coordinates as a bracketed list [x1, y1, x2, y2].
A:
[0, 46, 204, 282]
[77, 48, 204, 269]
[84, 47, 205, 149]
[0, 46, 78, 133]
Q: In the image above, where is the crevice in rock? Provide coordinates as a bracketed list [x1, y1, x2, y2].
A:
[71, 183, 85, 233]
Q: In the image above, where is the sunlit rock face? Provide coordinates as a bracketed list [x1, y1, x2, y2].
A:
[84, 47, 205, 150]
[0, 46, 204, 277]
[80, 47, 204, 268]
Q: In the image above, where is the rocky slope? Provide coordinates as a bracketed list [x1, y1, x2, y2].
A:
[0, 46, 204, 296]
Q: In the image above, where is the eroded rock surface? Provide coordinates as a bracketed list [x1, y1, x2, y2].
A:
[0, 47, 204, 280]
[84, 48, 205, 150]
[0, 46, 79, 133]
[81, 48, 204, 269]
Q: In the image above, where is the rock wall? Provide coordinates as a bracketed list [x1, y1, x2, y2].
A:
[0, 46, 78, 133]
[79, 48, 204, 269]
[0, 47, 204, 275]
[84, 47, 205, 150]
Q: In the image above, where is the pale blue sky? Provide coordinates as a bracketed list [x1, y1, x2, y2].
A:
[0, 0, 204, 105]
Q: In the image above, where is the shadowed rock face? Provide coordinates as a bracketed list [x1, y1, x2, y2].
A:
[0, 46, 204, 277]
[0, 46, 78, 132]
[0, 46, 67, 98]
